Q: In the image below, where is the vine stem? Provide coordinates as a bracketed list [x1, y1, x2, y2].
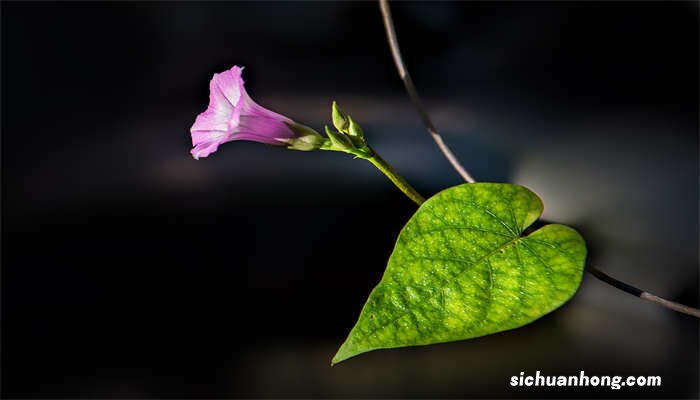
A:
[378, 0, 476, 184]
[377, 0, 699, 318]
[587, 266, 700, 317]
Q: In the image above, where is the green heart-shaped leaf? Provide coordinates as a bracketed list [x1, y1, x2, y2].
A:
[333, 183, 586, 364]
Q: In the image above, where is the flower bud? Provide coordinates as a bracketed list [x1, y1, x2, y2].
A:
[332, 101, 350, 133]
[324, 125, 353, 150]
[347, 116, 364, 139]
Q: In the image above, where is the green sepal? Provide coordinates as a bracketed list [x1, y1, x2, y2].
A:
[286, 134, 328, 151]
[284, 123, 327, 151]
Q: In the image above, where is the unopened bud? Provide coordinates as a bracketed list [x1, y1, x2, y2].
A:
[347, 116, 364, 138]
[332, 101, 350, 133]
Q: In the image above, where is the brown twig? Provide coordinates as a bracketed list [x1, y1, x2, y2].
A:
[587, 265, 699, 317]
[377, 0, 699, 319]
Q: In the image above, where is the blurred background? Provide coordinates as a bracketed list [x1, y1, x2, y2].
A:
[2, 1, 698, 398]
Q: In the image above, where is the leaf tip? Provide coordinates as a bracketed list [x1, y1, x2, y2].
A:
[332, 337, 363, 365]
[331, 344, 351, 366]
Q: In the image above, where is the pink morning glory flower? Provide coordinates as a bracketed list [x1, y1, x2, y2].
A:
[190, 66, 321, 159]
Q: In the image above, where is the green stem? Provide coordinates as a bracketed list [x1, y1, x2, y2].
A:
[366, 148, 426, 205]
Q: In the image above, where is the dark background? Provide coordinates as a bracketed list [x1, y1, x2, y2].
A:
[2, 1, 698, 398]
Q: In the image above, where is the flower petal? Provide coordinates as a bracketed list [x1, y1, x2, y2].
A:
[190, 107, 232, 136]
[190, 133, 232, 160]
[211, 66, 243, 109]
[237, 91, 290, 124]
[234, 115, 296, 144]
